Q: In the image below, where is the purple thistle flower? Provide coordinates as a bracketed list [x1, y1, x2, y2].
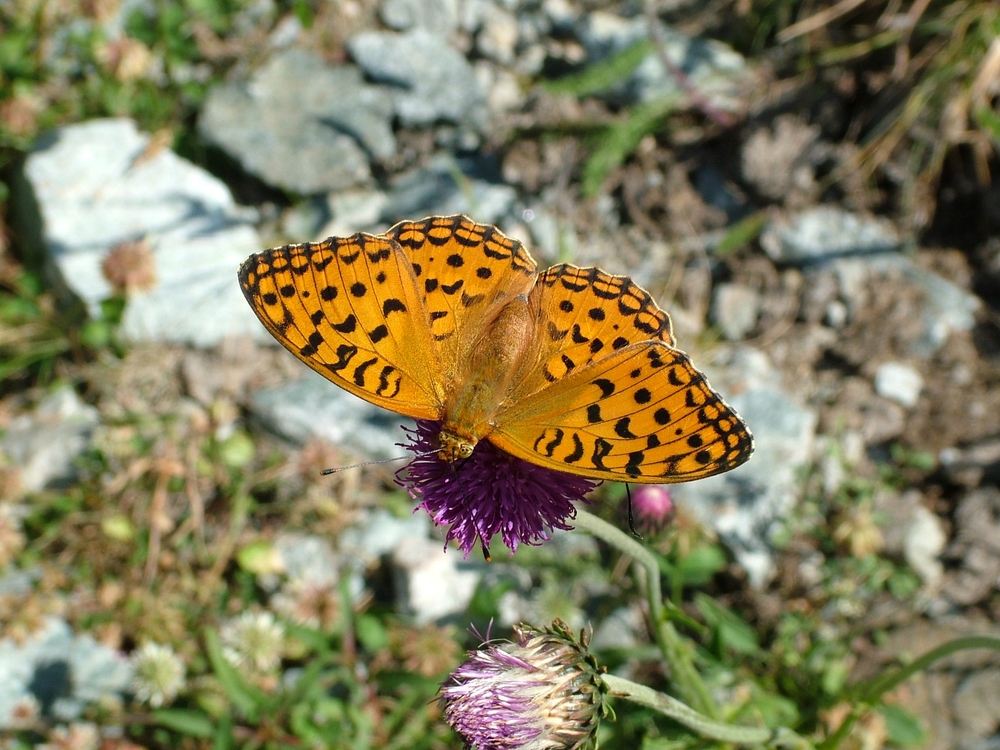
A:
[396, 420, 599, 559]
[631, 485, 675, 534]
[441, 620, 611, 750]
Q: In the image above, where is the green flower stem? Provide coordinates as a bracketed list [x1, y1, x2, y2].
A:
[572, 509, 716, 717]
[603, 674, 809, 747]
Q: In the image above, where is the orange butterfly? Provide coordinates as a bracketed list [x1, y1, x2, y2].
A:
[239, 215, 752, 483]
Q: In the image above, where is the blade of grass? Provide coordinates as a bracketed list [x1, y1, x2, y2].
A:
[582, 95, 678, 196]
[204, 627, 265, 720]
[714, 211, 768, 255]
[153, 708, 216, 738]
[543, 40, 653, 98]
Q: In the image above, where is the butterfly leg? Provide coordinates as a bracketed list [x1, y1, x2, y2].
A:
[626, 484, 642, 540]
[478, 529, 492, 563]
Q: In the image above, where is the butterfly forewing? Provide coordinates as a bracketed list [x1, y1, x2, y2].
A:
[385, 216, 537, 369]
[492, 342, 753, 483]
[239, 234, 443, 419]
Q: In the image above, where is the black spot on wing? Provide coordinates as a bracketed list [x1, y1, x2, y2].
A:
[564, 433, 584, 463]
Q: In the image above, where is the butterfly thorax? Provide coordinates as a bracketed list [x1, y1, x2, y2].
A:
[437, 295, 535, 463]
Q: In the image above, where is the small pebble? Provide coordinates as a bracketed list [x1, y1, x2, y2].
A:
[874, 361, 923, 408]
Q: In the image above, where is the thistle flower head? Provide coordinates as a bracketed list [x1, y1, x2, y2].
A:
[220, 610, 285, 673]
[631, 485, 675, 534]
[441, 620, 611, 750]
[130, 642, 185, 708]
[101, 238, 157, 296]
[397, 421, 599, 559]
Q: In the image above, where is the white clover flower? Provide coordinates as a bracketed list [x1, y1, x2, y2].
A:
[130, 642, 185, 708]
[271, 576, 340, 630]
[38, 722, 100, 750]
[220, 610, 285, 672]
[6, 693, 40, 729]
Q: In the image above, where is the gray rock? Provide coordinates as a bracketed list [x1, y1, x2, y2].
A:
[761, 206, 903, 264]
[953, 669, 1000, 748]
[874, 361, 923, 408]
[273, 531, 366, 606]
[480, 64, 527, 116]
[248, 369, 411, 460]
[339, 508, 431, 567]
[904, 505, 947, 592]
[944, 488, 1000, 606]
[693, 164, 753, 222]
[347, 28, 486, 129]
[591, 605, 646, 651]
[834, 254, 981, 356]
[279, 195, 332, 243]
[13, 119, 264, 346]
[575, 12, 750, 111]
[475, 4, 521, 65]
[710, 283, 760, 341]
[200, 49, 395, 193]
[0, 568, 37, 596]
[673, 347, 817, 586]
[319, 188, 389, 237]
[391, 535, 482, 624]
[0, 618, 131, 728]
[382, 155, 517, 225]
[381, 0, 460, 33]
[741, 115, 821, 203]
[542, 0, 580, 30]
[939, 437, 1000, 487]
[0, 386, 98, 492]
[275, 533, 339, 586]
[884, 255, 981, 356]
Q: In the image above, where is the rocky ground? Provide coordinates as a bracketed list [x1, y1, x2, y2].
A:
[1, 1, 999, 748]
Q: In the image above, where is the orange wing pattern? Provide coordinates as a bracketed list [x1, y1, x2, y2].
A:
[385, 216, 537, 366]
[516, 264, 676, 399]
[494, 342, 753, 483]
[239, 215, 754, 485]
[238, 233, 443, 418]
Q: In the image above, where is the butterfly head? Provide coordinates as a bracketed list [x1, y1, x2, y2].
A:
[438, 429, 477, 463]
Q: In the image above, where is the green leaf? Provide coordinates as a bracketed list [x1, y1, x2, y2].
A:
[204, 628, 264, 719]
[731, 686, 800, 729]
[213, 711, 234, 750]
[543, 40, 653, 97]
[878, 704, 927, 747]
[355, 613, 389, 653]
[676, 543, 726, 587]
[975, 105, 1000, 147]
[714, 212, 768, 255]
[152, 708, 216, 738]
[582, 96, 678, 196]
[99, 295, 127, 325]
[218, 431, 256, 470]
[694, 594, 759, 655]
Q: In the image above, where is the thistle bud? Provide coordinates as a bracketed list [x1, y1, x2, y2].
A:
[441, 620, 611, 750]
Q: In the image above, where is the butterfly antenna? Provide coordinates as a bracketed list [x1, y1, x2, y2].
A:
[320, 455, 410, 475]
[321, 448, 441, 475]
[626, 484, 643, 540]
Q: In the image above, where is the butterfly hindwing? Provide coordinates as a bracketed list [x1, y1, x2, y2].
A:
[516, 264, 676, 398]
[492, 341, 754, 483]
[239, 234, 443, 419]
